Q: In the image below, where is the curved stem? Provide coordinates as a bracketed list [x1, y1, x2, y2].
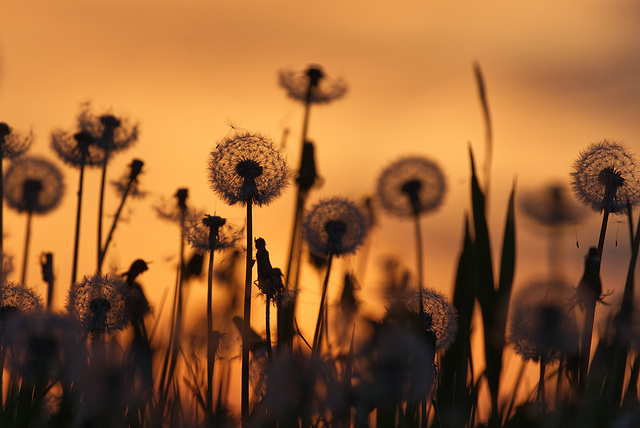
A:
[21, 211, 33, 285]
[241, 198, 253, 426]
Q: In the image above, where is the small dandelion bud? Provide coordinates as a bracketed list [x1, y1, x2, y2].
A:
[175, 188, 188, 212]
[297, 141, 320, 192]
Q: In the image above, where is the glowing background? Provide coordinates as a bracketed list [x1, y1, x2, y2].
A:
[2, 0, 640, 414]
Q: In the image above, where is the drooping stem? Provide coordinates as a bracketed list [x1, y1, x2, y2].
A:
[241, 197, 254, 426]
[312, 251, 334, 353]
[21, 210, 33, 285]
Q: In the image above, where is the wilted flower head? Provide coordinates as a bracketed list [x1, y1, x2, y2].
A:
[75, 102, 139, 153]
[303, 197, 368, 256]
[4, 156, 65, 214]
[208, 131, 289, 206]
[377, 156, 447, 217]
[278, 64, 348, 104]
[184, 214, 242, 254]
[2, 312, 81, 383]
[384, 287, 458, 351]
[51, 128, 105, 167]
[66, 274, 129, 335]
[508, 279, 579, 363]
[520, 182, 587, 227]
[570, 140, 640, 213]
[0, 281, 43, 331]
[0, 123, 32, 159]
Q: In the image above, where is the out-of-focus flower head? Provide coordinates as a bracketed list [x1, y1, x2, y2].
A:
[3, 156, 65, 214]
[376, 156, 447, 218]
[110, 158, 146, 198]
[303, 197, 368, 256]
[520, 182, 587, 227]
[0, 122, 32, 159]
[508, 279, 579, 364]
[0, 281, 43, 331]
[2, 312, 81, 383]
[278, 64, 348, 104]
[185, 214, 243, 254]
[76, 102, 139, 154]
[384, 286, 458, 351]
[66, 273, 129, 335]
[208, 131, 289, 207]
[51, 128, 105, 167]
[570, 140, 640, 213]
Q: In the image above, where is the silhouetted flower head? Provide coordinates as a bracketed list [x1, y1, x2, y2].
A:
[185, 214, 242, 254]
[0, 123, 32, 159]
[278, 64, 348, 104]
[110, 158, 146, 198]
[208, 131, 289, 206]
[508, 279, 579, 364]
[303, 197, 368, 256]
[2, 312, 81, 383]
[3, 156, 65, 214]
[377, 156, 447, 217]
[66, 274, 129, 335]
[570, 140, 640, 213]
[76, 102, 139, 154]
[51, 128, 105, 167]
[384, 287, 457, 351]
[520, 182, 587, 227]
[0, 282, 43, 332]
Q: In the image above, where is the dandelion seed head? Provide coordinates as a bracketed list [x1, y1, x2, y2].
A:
[278, 65, 348, 105]
[76, 102, 139, 153]
[520, 182, 587, 227]
[377, 156, 447, 217]
[0, 123, 32, 159]
[570, 140, 640, 213]
[384, 287, 458, 351]
[185, 214, 242, 254]
[0, 282, 44, 331]
[208, 131, 289, 207]
[4, 156, 65, 214]
[302, 197, 368, 256]
[50, 129, 106, 167]
[66, 274, 128, 335]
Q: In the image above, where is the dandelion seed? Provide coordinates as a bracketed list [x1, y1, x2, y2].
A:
[570, 140, 640, 214]
[384, 287, 458, 351]
[303, 197, 368, 256]
[376, 156, 447, 218]
[66, 273, 128, 335]
[4, 156, 65, 214]
[0, 123, 32, 159]
[208, 131, 289, 207]
[278, 65, 348, 104]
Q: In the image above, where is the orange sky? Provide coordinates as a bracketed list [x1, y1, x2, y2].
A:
[2, 0, 640, 409]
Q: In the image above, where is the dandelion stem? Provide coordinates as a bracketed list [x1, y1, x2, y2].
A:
[99, 174, 134, 271]
[206, 246, 216, 418]
[596, 208, 610, 259]
[71, 155, 86, 286]
[96, 148, 110, 273]
[312, 251, 334, 353]
[21, 211, 33, 285]
[0, 159, 4, 281]
[241, 197, 254, 426]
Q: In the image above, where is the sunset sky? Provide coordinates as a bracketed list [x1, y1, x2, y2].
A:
[2, 0, 640, 395]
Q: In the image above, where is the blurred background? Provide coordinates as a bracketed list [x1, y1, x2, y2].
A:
[1, 0, 640, 410]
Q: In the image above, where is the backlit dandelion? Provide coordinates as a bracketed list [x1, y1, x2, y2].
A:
[4, 156, 64, 214]
[208, 131, 289, 207]
[0, 123, 32, 159]
[385, 287, 458, 352]
[0, 281, 43, 331]
[66, 273, 128, 335]
[278, 65, 348, 105]
[302, 197, 368, 256]
[377, 156, 447, 218]
[184, 214, 242, 254]
[75, 102, 139, 153]
[51, 129, 105, 167]
[570, 140, 640, 214]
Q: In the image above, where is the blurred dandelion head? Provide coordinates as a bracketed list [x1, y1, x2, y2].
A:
[384, 287, 458, 351]
[0, 282, 43, 330]
[50, 128, 105, 167]
[278, 64, 348, 104]
[377, 156, 447, 218]
[66, 274, 128, 335]
[0, 123, 32, 159]
[110, 158, 146, 198]
[76, 102, 139, 153]
[508, 279, 579, 364]
[2, 312, 80, 383]
[185, 214, 242, 254]
[520, 182, 587, 227]
[3, 156, 65, 214]
[570, 140, 640, 213]
[303, 197, 368, 256]
[208, 131, 289, 207]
